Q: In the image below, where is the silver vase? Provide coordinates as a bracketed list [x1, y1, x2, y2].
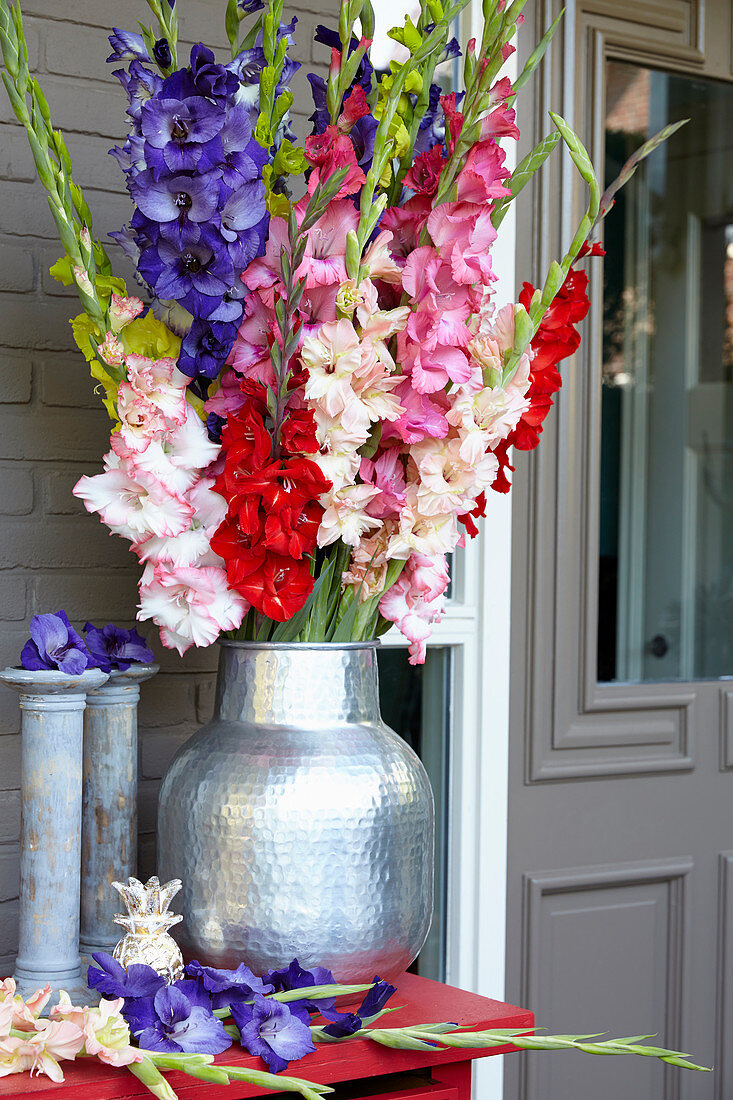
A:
[157, 641, 434, 982]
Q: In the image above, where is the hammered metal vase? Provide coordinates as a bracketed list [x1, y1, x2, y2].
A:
[156, 641, 434, 982]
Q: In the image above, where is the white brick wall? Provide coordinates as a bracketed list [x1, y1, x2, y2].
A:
[0, 0, 338, 965]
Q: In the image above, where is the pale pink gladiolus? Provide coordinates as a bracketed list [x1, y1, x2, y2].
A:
[386, 487, 460, 560]
[302, 318, 362, 416]
[52, 994, 142, 1069]
[0, 979, 51, 1032]
[74, 462, 194, 542]
[134, 478, 227, 568]
[0, 1019, 85, 1083]
[138, 563, 247, 654]
[317, 484, 382, 548]
[125, 355, 188, 425]
[97, 332, 126, 368]
[361, 230, 403, 283]
[109, 293, 144, 333]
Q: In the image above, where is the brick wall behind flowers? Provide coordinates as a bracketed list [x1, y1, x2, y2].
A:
[0, 0, 338, 972]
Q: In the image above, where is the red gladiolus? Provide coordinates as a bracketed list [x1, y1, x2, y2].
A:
[232, 554, 314, 621]
[491, 259, 593, 493]
[280, 408, 320, 455]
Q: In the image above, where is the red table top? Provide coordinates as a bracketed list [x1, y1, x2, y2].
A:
[0, 973, 533, 1098]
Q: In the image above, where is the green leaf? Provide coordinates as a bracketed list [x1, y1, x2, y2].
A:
[492, 131, 560, 229]
[270, 567, 332, 643]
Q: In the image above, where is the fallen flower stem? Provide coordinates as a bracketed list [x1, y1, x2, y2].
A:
[312, 1021, 711, 1072]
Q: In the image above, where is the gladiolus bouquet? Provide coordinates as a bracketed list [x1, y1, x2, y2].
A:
[0, 0, 682, 659]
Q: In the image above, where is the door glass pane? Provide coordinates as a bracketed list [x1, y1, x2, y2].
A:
[377, 646, 451, 980]
[598, 61, 733, 683]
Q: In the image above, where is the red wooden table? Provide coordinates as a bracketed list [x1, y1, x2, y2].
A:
[0, 973, 532, 1099]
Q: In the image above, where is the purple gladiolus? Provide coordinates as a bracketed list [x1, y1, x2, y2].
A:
[88, 952, 165, 1001]
[128, 985, 231, 1055]
[220, 180, 267, 241]
[141, 96, 225, 172]
[142, 223, 234, 307]
[83, 622, 155, 673]
[357, 977, 397, 1018]
[178, 319, 235, 379]
[107, 29, 150, 63]
[186, 960, 274, 1009]
[232, 993, 316, 1073]
[320, 975, 396, 1037]
[20, 610, 92, 675]
[130, 169, 221, 225]
[190, 44, 239, 102]
[153, 38, 173, 69]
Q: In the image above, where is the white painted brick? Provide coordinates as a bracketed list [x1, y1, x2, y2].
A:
[0, 353, 31, 404]
[0, 468, 33, 516]
[43, 21, 117, 85]
[0, 576, 27, 622]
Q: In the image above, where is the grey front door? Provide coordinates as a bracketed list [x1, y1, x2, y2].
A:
[505, 4, 733, 1099]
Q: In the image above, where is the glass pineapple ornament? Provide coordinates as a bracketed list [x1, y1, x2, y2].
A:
[111, 876, 184, 982]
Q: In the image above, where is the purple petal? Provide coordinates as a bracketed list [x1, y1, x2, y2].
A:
[20, 639, 50, 672]
[154, 984, 192, 1027]
[137, 1024, 182, 1053]
[171, 1006, 232, 1055]
[29, 613, 68, 659]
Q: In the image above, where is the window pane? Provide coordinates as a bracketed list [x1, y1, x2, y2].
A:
[598, 61, 733, 683]
[377, 646, 451, 980]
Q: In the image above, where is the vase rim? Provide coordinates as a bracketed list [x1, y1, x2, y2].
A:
[218, 640, 380, 652]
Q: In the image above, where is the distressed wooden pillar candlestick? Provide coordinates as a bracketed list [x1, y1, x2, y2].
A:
[80, 664, 158, 960]
[0, 667, 108, 1003]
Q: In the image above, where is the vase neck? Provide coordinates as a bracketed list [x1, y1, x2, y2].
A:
[214, 644, 381, 726]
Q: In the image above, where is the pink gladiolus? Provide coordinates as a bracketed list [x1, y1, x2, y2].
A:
[360, 449, 407, 518]
[0, 1020, 85, 1083]
[138, 563, 247, 653]
[386, 380, 449, 444]
[297, 200, 360, 288]
[379, 552, 448, 665]
[109, 293, 144, 333]
[0, 980, 50, 1032]
[52, 994, 142, 1069]
[74, 462, 194, 542]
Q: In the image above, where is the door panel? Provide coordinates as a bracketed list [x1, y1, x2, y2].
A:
[505, 3, 733, 1099]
